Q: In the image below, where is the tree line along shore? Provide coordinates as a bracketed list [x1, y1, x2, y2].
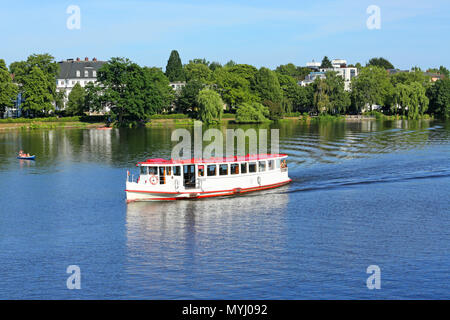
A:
[0, 51, 449, 128]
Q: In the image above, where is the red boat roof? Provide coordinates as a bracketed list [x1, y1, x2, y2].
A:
[137, 154, 288, 165]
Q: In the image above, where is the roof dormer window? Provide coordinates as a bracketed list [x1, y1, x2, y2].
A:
[93, 71, 96, 77]
[85, 70, 89, 77]
[76, 70, 80, 77]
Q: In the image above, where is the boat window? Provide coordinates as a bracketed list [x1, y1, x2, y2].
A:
[173, 166, 181, 176]
[148, 166, 157, 175]
[268, 160, 274, 170]
[159, 167, 166, 184]
[281, 159, 288, 170]
[166, 166, 171, 176]
[249, 162, 257, 173]
[258, 161, 266, 172]
[230, 163, 239, 175]
[241, 162, 247, 174]
[275, 159, 281, 169]
[198, 165, 205, 177]
[140, 166, 148, 175]
[207, 165, 216, 176]
[219, 164, 228, 176]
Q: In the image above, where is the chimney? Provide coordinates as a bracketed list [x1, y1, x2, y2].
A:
[85, 57, 89, 61]
[93, 57, 97, 62]
[76, 57, 80, 62]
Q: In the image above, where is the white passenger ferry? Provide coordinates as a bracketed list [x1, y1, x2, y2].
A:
[126, 154, 290, 202]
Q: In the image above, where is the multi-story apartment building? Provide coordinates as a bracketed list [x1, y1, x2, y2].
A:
[56, 57, 105, 109]
[300, 59, 358, 91]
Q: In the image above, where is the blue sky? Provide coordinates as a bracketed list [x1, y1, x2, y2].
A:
[1, 0, 449, 70]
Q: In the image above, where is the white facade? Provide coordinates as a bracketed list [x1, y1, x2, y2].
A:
[56, 58, 107, 112]
[301, 58, 358, 91]
[169, 81, 186, 92]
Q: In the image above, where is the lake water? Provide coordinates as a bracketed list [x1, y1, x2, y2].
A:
[0, 119, 449, 299]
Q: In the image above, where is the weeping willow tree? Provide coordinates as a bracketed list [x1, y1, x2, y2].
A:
[196, 88, 224, 124]
[313, 79, 330, 114]
[392, 81, 428, 119]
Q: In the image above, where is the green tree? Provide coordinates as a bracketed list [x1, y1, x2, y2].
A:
[196, 89, 224, 123]
[275, 63, 310, 81]
[66, 83, 86, 115]
[391, 82, 428, 118]
[439, 66, 449, 78]
[95, 57, 173, 125]
[209, 62, 222, 71]
[0, 59, 18, 116]
[235, 102, 269, 123]
[84, 82, 104, 113]
[189, 58, 209, 66]
[10, 53, 59, 116]
[184, 62, 212, 82]
[391, 83, 411, 115]
[367, 57, 394, 70]
[313, 78, 330, 114]
[54, 89, 66, 113]
[142, 67, 175, 115]
[224, 60, 237, 68]
[324, 71, 351, 114]
[427, 79, 450, 119]
[295, 85, 315, 113]
[390, 69, 429, 88]
[320, 56, 332, 68]
[165, 50, 184, 81]
[351, 66, 393, 113]
[263, 100, 284, 120]
[21, 66, 55, 117]
[176, 79, 204, 115]
[212, 67, 259, 109]
[253, 67, 283, 104]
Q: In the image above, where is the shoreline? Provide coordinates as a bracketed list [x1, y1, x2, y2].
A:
[0, 116, 437, 131]
[0, 121, 106, 131]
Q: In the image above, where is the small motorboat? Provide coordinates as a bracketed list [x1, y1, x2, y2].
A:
[17, 155, 36, 160]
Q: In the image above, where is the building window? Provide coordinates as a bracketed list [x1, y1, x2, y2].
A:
[207, 165, 216, 176]
[93, 71, 96, 77]
[85, 70, 89, 77]
[60, 80, 64, 85]
[76, 70, 80, 77]
[72, 81, 75, 85]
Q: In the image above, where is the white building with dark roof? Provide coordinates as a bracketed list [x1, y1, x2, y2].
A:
[56, 57, 105, 109]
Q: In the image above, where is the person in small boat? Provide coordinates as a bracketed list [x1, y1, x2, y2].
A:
[18, 150, 30, 157]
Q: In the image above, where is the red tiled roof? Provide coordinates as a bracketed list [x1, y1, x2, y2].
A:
[137, 154, 288, 165]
